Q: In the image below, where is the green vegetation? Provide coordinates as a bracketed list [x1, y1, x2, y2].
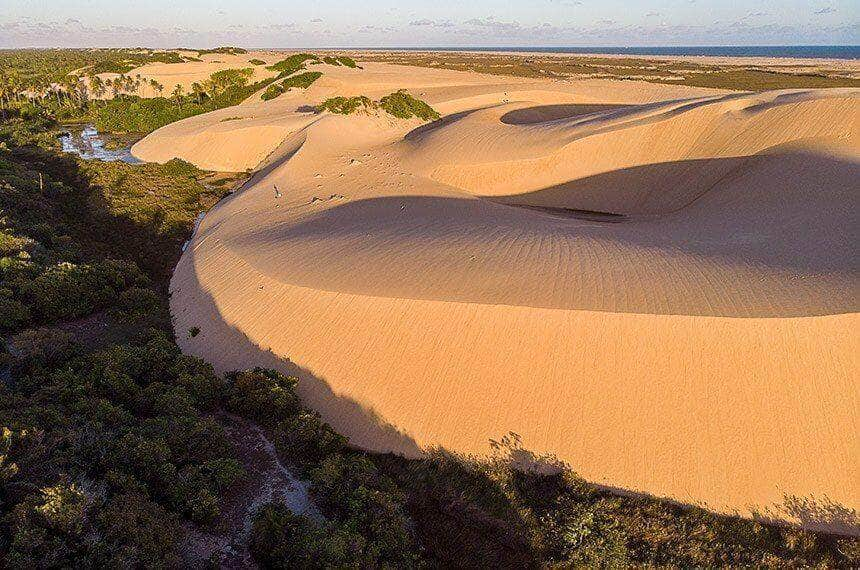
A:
[196, 46, 248, 57]
[316, 91, 439, 121]
[316, 95, 374, 115]
[248, 58, 266, 66]
[266, 53, 320, 75]
[362, 51, 860, 91]
[87, 51, 185, 75]
[0, 49, 857, 567]
[1, 49, 273, 137]
[379, 89, 440, 120]
[321, 55, 359, 68]
[260, 71, 323, 101]
[0, 114, 244, 566]
[85, 68, 266, 134]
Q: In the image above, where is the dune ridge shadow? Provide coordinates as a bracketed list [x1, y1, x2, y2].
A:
[499, 103, 632, 125]
[232, 151, 858, 317]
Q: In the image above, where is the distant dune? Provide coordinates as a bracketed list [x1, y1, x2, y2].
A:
[136, 61, 860, 534]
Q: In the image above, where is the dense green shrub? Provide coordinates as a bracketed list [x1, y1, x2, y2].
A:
[24, 259, 147, 321]
[225, 368, 302, 426]
[316, 95, 373, 115]
[273, 411, 347, 470]
[266, 53, 319, 75]
[197, 46, 248, 56]
[316, 92, 439, 121]
[261, 84, 285, 101]
[249, 58, 266, 65]
[282, 71, 322, 90]
[379, 89, 440, 120]
[261, 72, 323, 101]
[250, 503, 365, 568]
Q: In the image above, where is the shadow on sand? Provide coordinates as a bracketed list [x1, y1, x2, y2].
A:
[173, 261, 423, 458]
[231, 149, 858, 317]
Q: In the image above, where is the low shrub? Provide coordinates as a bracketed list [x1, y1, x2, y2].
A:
[316, 95, 373, 115]
[197, 46, 247, 56]
[249, 58, 266, 65]
[267, 53, 319, 75]
[282, 71, 322, 90]
[316, 91, 439, 121]
[379, 90, 440, 120]
[261, 71, 323, 101]
[261, 84, 285, 101]
[225, 368, 302, 426]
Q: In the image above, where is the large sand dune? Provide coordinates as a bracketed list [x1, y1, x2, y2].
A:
[138, 62, 860, 533]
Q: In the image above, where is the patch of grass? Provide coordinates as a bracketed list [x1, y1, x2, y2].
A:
[248, 58, 266, 65]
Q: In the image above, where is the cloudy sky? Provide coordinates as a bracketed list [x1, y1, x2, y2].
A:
[1, 0, 856, 48]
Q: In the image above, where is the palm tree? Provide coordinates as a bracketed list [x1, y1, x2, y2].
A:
[191, 81, 203, 105]
[171, 83, 184, 108]
[91, 75, 105, 99]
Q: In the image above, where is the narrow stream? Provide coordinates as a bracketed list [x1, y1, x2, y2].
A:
[59, 124, 141, 163]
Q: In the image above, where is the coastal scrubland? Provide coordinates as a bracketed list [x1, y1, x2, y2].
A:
[360, 50, 860, 90]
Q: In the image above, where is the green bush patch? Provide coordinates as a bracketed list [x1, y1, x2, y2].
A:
[316, 91, 439, 121]
[379, 90, 440, 120]
[316, 95, 374, 115]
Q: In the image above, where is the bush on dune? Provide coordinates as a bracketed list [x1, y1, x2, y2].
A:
[267, 53, 320, 75]
[197, 46, 247, 56]
[316, 91, 439, 121]
[321, 55, 359, 68]
[315, 95, 374, 115]
[379, 89, 440, 120]
[260, 71, 323, 101]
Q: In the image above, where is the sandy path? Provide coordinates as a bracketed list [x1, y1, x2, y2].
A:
[137, 61, 859, 533]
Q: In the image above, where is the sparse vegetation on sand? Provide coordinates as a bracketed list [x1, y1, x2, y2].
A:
[248, 58, 266, 65]
[196, 46, 248, 56]
[322, 55, 359, 68]
[260, 71, 323, 101]
[362, 51, 860, 91]
[316, 91, 440, 120]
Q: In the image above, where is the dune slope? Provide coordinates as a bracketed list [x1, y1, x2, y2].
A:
[151, 62, 859, 533]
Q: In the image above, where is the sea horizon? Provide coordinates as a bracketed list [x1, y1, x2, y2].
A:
[348, 45, 859, 60]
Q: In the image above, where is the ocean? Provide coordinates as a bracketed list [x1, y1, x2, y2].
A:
[393, 46, 859, 60]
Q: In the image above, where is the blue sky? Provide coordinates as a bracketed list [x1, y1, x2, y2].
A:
[1, 0, 856, 48]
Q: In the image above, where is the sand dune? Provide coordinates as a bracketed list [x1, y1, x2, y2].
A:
[141, 61, 859, 533]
